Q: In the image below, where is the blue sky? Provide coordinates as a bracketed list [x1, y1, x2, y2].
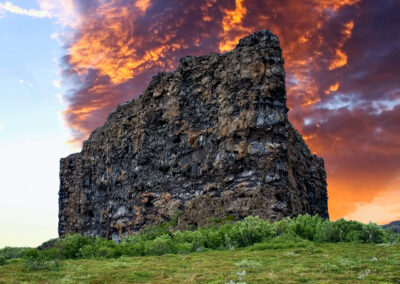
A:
[0, 0, 73, 247]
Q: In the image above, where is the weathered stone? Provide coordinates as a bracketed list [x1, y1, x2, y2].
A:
[59, 30, 329, 240]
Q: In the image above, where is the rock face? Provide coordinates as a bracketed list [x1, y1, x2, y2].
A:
[382, 221, 400, 233]
[59, 30, 329, 240]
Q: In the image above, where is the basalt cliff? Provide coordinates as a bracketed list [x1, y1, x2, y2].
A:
[59, 30, 329, 241]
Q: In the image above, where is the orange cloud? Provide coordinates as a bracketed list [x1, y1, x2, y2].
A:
[315, 0, 361, 11]
[326, 82, 340, 94]
[329, 21, 354, 70]
[135, 0, 151, 13]
[219, 0, 250, 52]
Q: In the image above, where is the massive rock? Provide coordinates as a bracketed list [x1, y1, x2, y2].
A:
[59, 30, 329, 240]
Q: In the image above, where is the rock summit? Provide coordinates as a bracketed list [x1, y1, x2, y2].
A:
[59, 30, 329, 241]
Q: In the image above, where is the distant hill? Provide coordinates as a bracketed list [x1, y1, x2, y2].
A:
[382, 221, 400, 233]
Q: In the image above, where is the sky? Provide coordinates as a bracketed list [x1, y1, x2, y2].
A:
[0, 0, 399, 248]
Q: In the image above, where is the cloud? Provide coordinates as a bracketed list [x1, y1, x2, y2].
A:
[343, 182, 400, 224]
[18, 79, 33, 87]
[55, 93, 64, 104]
[0, 1, 50, 18]
[38, 0, 77, 27]
[56, 0, 400, 222]
[52, 80, 61, 88]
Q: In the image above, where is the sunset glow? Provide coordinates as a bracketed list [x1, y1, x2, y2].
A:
[55, 0, 400, 224]
[34, 0, 400, 225]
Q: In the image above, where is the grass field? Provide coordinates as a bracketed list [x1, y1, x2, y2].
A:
[1, 242, 399, 283]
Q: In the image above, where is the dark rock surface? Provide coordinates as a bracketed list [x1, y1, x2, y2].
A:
[382, 221, 400, 233]
[59, 30, 329, 241]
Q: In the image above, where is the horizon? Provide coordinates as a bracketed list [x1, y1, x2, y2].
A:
[0, 0, 399, 248]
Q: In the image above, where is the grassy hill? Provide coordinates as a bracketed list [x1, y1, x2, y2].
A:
[1, 215, 399, 283]
[1, 242, 399, 283]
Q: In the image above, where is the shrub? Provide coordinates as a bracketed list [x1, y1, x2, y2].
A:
[79, 237, 121, 258]
[174, 242, 193, 254]
[144, 235, 174, 255]
[273, 217, 296, 237]
[18, 214, 398, 262]
[56, 234, 95, 259]
[96, 246, 115, 258]
[365, 222, 385, 243]
[229, 216, 275, 246]
[384, 227, 400, 243]
[291, 214, 325, 241]
[121, 233, 143, 244]
[141, 224, 171, 241]
[202, 227, 226, 249]
[336, 219, 367, 242]
[126, 241, 146, 256]
[315, 218, 389, 243]
[314, 220, 338, 242]
[172, 230, 206, 251]
[0, 255, 6, 266]
[0, 247, 29, 260]
[139, 211, 180, 241]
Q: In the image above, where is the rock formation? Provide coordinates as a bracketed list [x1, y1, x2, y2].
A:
[382, 221, 400, 233]
[59, 30, 329, 241]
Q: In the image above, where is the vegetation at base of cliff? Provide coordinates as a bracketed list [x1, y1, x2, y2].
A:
[1, 215, 399, 270]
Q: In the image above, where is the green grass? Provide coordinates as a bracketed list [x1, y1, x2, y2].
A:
[1, 215, 398, 283]
[0, 242, 399, 283]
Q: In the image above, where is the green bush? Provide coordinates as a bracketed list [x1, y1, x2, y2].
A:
[384, 227, 400, 243]
[172, 230, 206, 251]
[314, 219, 387, 243]
[291, 214, 324, 241]
[174, 242, 193, 254]
[140, 224, 171, 241]
[56, 234, 95, 259]
[79, 237, 122, 258]
[228, 216, 275, 246]
[0, 255, 6, 266]
[202, 227, 226, 249]
[144, 235, 173, 255]
[365, 222, 385, 243]
[18, 214, 399, 262]
[24, 247, 59, 261]
[0, 247, 29, 260]
[122, 233, 143, 244]
[124, 242, 146, 256]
